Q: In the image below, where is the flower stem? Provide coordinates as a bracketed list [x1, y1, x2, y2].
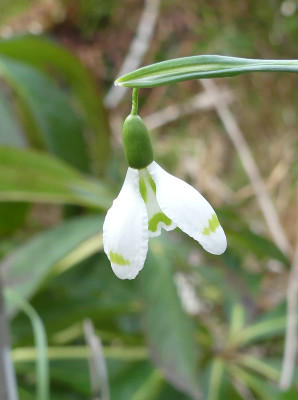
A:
[12, 345, 148, 362]
[131, 88, 139, 115]
[0, 280, 19, 400]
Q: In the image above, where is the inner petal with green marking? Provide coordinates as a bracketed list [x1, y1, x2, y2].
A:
[138, 168, 176, 237]
[202, 213, 220, 236]
[148, 212, 172, 232]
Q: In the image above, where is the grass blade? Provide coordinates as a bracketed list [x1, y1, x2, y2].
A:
[5, 290, 49, 400]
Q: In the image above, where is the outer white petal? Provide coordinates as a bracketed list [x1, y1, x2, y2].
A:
[103, 168, 148, 279]
[147, 162, 227, 255]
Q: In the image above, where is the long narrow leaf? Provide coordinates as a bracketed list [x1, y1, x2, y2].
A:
[0, 88, 25, 147]
[140, 241, 200, 399]
[229, 365, 279, 400]
[0, 56, 90, 171]
[5, 290, 49, 400]
[115, 55, 298, 88]
[0, 147, 112, 208]
[207, 358, 225, 400]
[2, 215, 104, 309]
[231, 316, 287, 346]
[0, 35, 111, 174]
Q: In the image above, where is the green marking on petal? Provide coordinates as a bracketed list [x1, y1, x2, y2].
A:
[148, 212, 172, 232]
[202, 213, 220, 235]
[209, 214, 220, 232]
[109, 251, 130, 266]
[202, 227, 210, 235]
[139, 176, 147, 202]
[148, 174, 156, 193]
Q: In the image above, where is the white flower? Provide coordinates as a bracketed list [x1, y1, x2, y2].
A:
[103, 161, 227, 280]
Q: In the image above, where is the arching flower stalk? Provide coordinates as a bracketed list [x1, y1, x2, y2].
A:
[103, 89, 227, 279]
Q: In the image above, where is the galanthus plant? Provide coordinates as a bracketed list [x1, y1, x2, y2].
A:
[103, 89, 227, 279]
[103, 55, 298, 279]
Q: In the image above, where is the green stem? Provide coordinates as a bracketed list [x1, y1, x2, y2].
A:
[207, 358, 225, 400]
[5, 290, 49, 400]
[12, 345, 148, 362]
[0, 281, 19, 400]
[131, 88, 139, 115]
[236, 355, 280, 382]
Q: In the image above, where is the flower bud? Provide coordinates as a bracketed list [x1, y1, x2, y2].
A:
[122, 114, 153, 169]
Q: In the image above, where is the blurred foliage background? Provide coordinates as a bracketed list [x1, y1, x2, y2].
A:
[0, 0, 297, 399]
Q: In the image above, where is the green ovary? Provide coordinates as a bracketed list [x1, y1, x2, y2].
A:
[149, 212, 172, 232]
[109, 251, 130, 266]
[122, 115, 153, 169]
[202, 214, 220, 236]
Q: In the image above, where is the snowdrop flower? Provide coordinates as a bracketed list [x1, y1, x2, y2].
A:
[103, 113, 227, 280]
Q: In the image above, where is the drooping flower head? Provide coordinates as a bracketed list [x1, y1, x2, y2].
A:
[103, 92, 227, 279]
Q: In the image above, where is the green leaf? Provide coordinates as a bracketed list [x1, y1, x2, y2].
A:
[236, 355, 280, 382]
[115, 55, 298, 88]
[0, 89, 31, 235]
[227, 303, 246, 345]
[0, 35, 111, 174]
[18, 360, 164, 400]
[5, 289, 49, 400]
[17, 388, 35, 400]
[230, 366, 280, 400]
[0, 202, 30, 235]
[230, 315, 287, 347]
[280, 389, 298, 400]
[131, 369, 164, 400]
[201, 361, 243, 400]
[110, 362, 163, 400]
[0, 90, 29, 241]
[2, 214, 104, 309]
[0, 87, 26, 147]
[0, 56, 90, 171]
[16, 359, 90, 398]
[140, 239, 200, 399]
[11, 252, 140, 342]
[227, 229, 289, 266]
[206, 358, 225, 400]
[0, 147, 112, 208]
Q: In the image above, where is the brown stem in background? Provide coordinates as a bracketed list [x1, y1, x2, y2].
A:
[83, 319, 110, 400]
[200, 79, 291, 257]
[104, 0, 160, 109]
[279, 187, 298, 390]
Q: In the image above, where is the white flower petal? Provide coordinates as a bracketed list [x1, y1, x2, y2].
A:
[103, 168, 148, 279]
[138, 168, 176, 237]
[147, 162, 227, 255]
